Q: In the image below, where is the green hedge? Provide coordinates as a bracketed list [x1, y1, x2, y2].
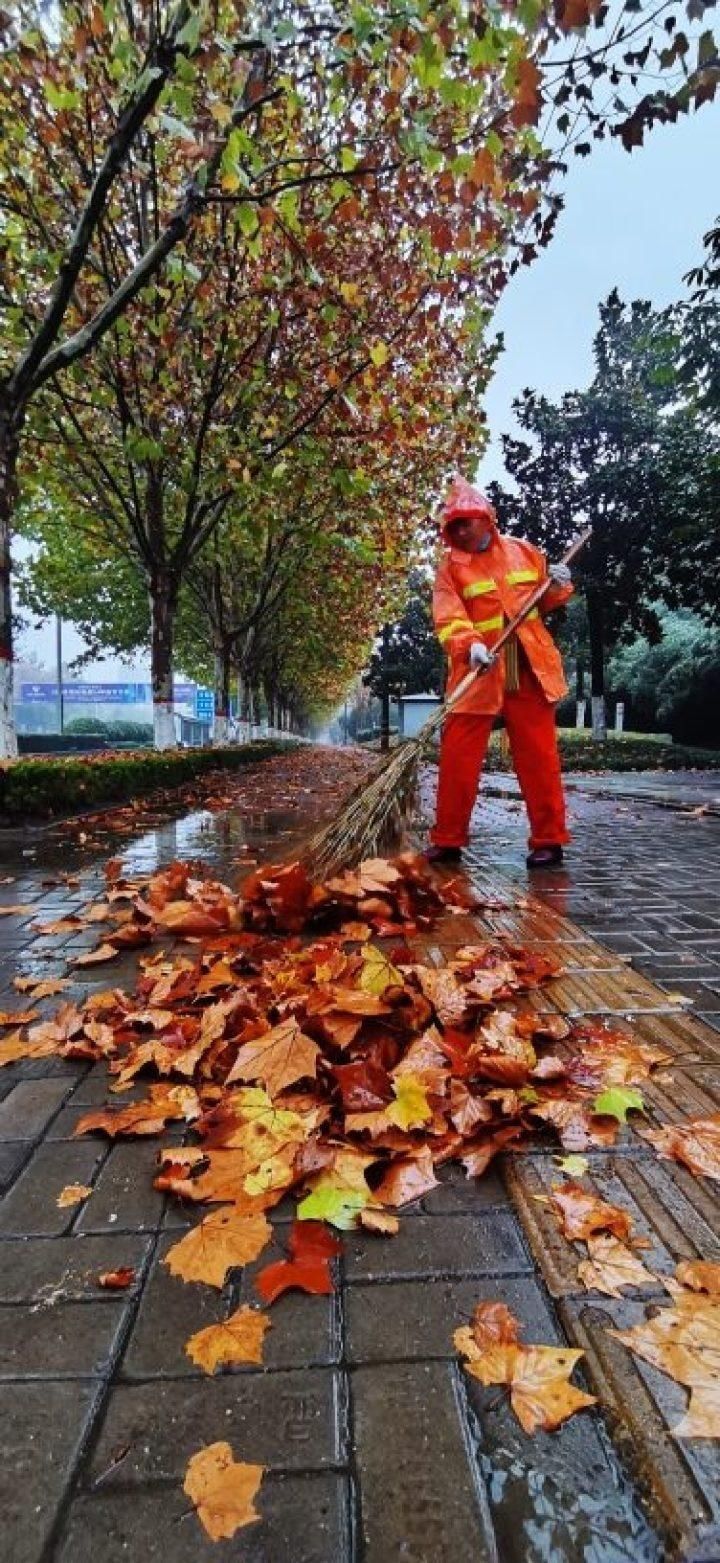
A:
[0, 741, 294, 820]
[486, 731, 720, 773]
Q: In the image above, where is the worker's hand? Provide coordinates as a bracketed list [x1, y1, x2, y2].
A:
[469, 641, 494, 669]
[549, 562, 572, 585]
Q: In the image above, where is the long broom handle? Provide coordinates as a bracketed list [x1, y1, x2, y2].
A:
[418, 526, 593, 744]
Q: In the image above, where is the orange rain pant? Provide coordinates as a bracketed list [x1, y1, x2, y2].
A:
[431, 664, 570, 851]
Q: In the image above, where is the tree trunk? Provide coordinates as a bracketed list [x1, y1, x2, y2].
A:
[213, 645, 231, 746]
[586, 588, 607, 740]
[149, 576, 177, 750]
[0, 409, 20, 758]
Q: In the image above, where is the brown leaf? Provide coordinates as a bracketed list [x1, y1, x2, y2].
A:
[164, 1207, 271, 1288]
[550, 1182, 633, 1242]
[227, 1017, 319, 1096]
[74, 1084, 197, 1139]
[640, 1116, 720, 1182]
[13, 977, 70, 996]
[185, 1305, 271, 1372]
[577, 1236, 655, 1298]
[612, 1292, 720, 1437]
[71, 942, 120, 967]
[675, 1260, 720, 1296]
[357, 1207, 399, 1236]
[462, 1342, 596, 1433]
[183, 1442, 264, 1540]
[56, 1183, 92, 1208]
[374, 1146, 438, 1207]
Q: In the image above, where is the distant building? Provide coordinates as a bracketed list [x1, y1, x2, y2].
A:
[398, 692, 441, 738]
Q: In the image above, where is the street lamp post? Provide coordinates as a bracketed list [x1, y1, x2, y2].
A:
[56, 615, 64, 735]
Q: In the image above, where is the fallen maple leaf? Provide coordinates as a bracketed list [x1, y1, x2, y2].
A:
[550, 1182, 632, 1242]
[13, 977, 70, 996]
[57, 1183, 92, 1208]
[640, 1115, 720, 1182]
[185, 1304, 271, 1372]
[227, 1017, 320, 1097]
[612, 1292, 720, 1438]
[386, 1073, 432, 1132]
[359, 944, 403, 995]
[577, 1236, 655, 1298]
[0, 1009, 38, 1026]
[375, 1146, 439, 1207]
[455, 1306, 596, 1433]
[74, 1084, 197, 1139]
[592, 1086, 644, 1123]
[183, 1442, 264, 1541]
[164, 1207, 271, 1288]
[357, 1207, 400, 1236]
[98, 1267, 136, 1290]
[71, 942, 120, 967]
[254, 1220, 342, 1303]
[675, 1260, 720, 1296]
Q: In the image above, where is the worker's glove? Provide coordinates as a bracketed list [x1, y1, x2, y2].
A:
[549, 562, 572, 585]
[469, 641, 494, 670]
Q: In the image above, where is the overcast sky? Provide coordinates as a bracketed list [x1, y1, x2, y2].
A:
[19, 101, 719, 675]
[477, 100, 720, 487]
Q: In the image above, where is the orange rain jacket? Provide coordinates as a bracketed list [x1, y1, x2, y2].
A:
[433, 518, 574, 718]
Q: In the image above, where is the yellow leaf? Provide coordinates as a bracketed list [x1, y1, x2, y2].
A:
[359, 944, 402, 996]
[387, 1074, 432, 1131]
[184, 1443, 264, 1540]
[370, 341, 389, 368]
[57, 1183, 92, 1208]
[185, 1305, 271, 1373]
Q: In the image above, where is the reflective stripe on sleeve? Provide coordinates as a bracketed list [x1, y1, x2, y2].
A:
[462, 579, 496, 599]
[506, 569, 539, 586]
[437, 617, 474, 645]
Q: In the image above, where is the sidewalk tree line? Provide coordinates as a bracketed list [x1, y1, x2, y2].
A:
[3, 1, 717, 753]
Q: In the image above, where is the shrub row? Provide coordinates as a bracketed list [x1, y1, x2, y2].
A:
[486, 731, 720, 773]
[0, 741, 293, 820]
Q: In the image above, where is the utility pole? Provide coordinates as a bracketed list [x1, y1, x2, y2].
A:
[379, 623, 391, 753]
[55, 615, 64, 735]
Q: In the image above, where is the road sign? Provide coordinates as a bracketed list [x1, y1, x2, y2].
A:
[195, 687, 215, 721]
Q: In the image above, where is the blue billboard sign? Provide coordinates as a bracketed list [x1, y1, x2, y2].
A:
[21, 681, 197, 706]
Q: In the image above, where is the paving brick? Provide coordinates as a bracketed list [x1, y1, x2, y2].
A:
[121, 1234, 234, 1380]
[420, 1161, 507, 1215]
[0, 1077, 72, 1140]
[0, 1297, 129, 1379]
[74, 1140, 166, 1233]
[351, 1361, 493, 1561]
[346, 1274, 552, 1364]
[344, 1211, 530, 1283]
[0, 1141, 106, 1235]
[0, 1233, 151, 1303]
[0, 1139, 32, 1189]
[0, 1379, 101, 1563]
[88, 1369, 344, 1484]
[57, 1474, 351, 1562]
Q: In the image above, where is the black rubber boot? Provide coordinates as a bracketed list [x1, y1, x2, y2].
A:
[526, 845, 564, 869]
[424, 845, 463, 864]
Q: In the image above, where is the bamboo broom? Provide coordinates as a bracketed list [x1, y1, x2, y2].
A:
[307, 527, 592, 876]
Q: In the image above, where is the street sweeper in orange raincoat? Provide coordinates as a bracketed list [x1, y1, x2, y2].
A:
[427, 476, 574, 869]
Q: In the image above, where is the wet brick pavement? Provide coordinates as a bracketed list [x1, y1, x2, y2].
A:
[0, 756, 718, 1560]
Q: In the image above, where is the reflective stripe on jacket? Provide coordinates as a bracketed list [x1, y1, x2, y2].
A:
[432, 532, 573, 715]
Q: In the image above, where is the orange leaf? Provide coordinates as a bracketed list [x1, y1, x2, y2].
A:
[375, 1146, 438, 1207]
[640, 1116, 720, 1182]
[577, 1236, 654, 1298]
[226, 1017, 320, 1096]
[164, 1207, 271, 1288]
[71, 942, 120, 967]
[183, 1443, 264, 1541]
[463, 1342, 596, 1433]
[56, 1183, 92, 1208]
[185, 1304, 271, 1372]
[550, 1182, 632, 1242]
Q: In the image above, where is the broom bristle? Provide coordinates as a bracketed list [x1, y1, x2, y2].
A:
[306, 739, 423, 877]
